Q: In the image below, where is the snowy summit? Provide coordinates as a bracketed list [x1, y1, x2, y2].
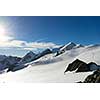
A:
[0, 42, 100, 83]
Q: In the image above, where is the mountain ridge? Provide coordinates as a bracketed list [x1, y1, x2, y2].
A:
[0, 42, 100, 74]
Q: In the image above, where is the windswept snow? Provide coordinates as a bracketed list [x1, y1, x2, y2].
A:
[0, 59, 92, 83]
[0, 43, 100, 83]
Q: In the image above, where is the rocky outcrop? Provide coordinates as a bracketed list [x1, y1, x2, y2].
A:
[19, 51, 36, 64]
[56, 42, 76, 56]
[88, 62, 99, 71]
[64, 59, 100, 73]
[7, 49, 53, 72]
[0, 55, 21, 71]
[55, 42, 84, 56]
[81, 70, 100, 83]
[64, 59, 90, 73]
[37, 49, 52, 57]
[20, 49, 52, 64]
[7, 64, 28, 72]
[60, 42, 76, 52]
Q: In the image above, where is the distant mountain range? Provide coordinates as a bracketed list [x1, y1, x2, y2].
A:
[0, 42, 100, 83]
[0, 42, 100, 74]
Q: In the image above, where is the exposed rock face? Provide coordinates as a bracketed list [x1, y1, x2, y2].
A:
[56, 42, 76, 56]
[7, 49, 53, 72]
[52, 48, 60, 53]
[20, 49, 52, 64]
[60, 42, 76, 52]
[38, 49, 52, 57]
[7, 64, 28, 72]
[64, 59, 100, 73]
[87, 62, 99, 71]
[64, 59, 90, 73]
[0, 56, 21, 71]
[20, 51, 36, 64]
[83, 70, 100, 83]
[76, 62, 90, 73]
[55, 42, 84, 57]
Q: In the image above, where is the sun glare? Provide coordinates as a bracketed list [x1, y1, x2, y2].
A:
[0, 25, 12, 42]
[0, 25, 6, 34]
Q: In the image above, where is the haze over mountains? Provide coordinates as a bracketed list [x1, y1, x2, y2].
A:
[0, 42, 100, 83]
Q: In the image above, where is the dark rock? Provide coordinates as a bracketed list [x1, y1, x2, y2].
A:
[83, 70, 100, 83]
[35, 49, 52, 60]
[88, 62, 98, 66]
[52, 48, 60, 53]
[0, 56, 21, 71]
[77, 81, 82, 83]
[20, 51, 36, 64]
[64, 59, 100, 73]
[64, 59, 90, 73]
[20, 49, 52, 64]
[87, 62, 99, 71]
[55, 42, 76, 56]
[7, 63, 28, 72]
[7, 64, 16, 72]
[76, 63, 90, 73]
[39, 49, 52, 57]
[55, 51, 61, 56]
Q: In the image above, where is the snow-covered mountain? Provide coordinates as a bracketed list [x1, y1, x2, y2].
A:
[0, 48, 53, 72]
[19, 49, 52, 64]
[55, 42, 83, 56]
[0, 42, 100, 83]
[19, 51, 36, 64]
[0, 55, 21, 72]
[60, 42, 76, 51]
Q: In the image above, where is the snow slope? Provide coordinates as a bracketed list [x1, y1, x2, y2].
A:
[0, 44, 100, 83]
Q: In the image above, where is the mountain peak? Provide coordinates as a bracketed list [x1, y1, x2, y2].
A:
[67, 42, 76, 46]
[20, 51, 36, 64]
[27, 51, 36, 55]
[60, 42, 76, 51]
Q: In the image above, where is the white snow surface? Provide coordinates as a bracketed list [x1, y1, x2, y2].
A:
[0, 45, 100, 83]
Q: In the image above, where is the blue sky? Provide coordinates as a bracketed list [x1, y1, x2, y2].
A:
[0, 16, 100, 56]
[1, 16, 100, 44]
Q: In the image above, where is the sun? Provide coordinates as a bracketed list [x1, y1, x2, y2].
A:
[0, 25, 13, 42]
[0, 25, 6, 34]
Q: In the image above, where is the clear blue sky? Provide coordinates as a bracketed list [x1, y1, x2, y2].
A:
[0, 16, 100, 45]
